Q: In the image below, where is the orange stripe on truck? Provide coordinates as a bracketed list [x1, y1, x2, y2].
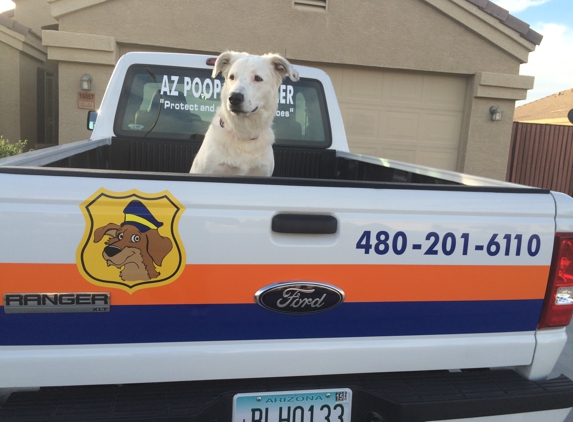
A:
[0, 263, 549, 305]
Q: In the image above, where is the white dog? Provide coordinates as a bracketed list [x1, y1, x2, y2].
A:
[190, 51, 299, 176]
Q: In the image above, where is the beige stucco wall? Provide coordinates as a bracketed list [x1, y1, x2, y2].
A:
[14, 0, 57, 35]
[54, 0, 528, 73]
[0, 42, 21, 142]
[460, 72, 534, 178]
[459, 96, 517, 177]
[0, 23, 51, 145]
[43, 0, 538, 180]
[57, 61, 113, 142]
[0, 1, 56, 147]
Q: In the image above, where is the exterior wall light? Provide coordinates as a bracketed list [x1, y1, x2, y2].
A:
[80, 74, 93, 91]
[489, 106, 502, 121]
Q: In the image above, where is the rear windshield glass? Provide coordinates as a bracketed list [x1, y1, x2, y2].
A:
[114, 64, 331, 148]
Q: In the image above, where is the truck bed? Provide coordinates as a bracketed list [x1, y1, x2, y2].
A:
[36, 136, 459, 186]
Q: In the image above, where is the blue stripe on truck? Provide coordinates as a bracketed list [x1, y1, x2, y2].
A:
[0, 300, 543, 346]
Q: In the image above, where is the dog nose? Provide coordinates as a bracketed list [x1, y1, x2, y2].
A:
[229, 92, 244, 106]
[104, 245, 121, 257]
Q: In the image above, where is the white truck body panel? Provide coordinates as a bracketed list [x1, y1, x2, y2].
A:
[0, 333, 535, 389]
[0, 172, 557, 383]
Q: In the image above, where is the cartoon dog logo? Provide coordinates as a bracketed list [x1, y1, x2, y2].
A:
[77, 189, 186, 293]
[94, 200, 173, 282]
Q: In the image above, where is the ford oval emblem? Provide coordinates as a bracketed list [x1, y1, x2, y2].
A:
[255, 282, 345, 314]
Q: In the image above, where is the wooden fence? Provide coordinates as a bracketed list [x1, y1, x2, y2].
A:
[506, 122, 573, 196]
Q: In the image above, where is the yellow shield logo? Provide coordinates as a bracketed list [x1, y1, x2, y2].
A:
[77, 188, 186, 293]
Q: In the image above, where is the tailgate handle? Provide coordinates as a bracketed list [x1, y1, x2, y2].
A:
[272, 214, 338, 234]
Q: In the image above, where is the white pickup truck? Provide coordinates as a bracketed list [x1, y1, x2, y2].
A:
[1, 52, 573, 422]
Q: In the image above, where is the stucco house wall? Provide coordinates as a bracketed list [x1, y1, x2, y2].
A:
[41, 0, 540, 180]
[0, 40, 21, 143]
[0, 1, 57, 147]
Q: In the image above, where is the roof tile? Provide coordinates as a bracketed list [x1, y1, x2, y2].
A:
[525, 28, 543, 45]
[504, 14, 530, 36]
[465, 0, 543, 45]
[466, 0, 489, 7]
[483, 2, 509, 20]
[0, 13, 30, 36]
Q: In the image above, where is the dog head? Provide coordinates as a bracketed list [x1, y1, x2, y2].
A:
[93, 223, 173, 279]
[213, 51, 299, 118]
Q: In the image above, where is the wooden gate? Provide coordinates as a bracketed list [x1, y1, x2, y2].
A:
[506, 122, 573, 195]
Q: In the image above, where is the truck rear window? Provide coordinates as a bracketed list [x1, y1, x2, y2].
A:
[114, 64, 331, 148]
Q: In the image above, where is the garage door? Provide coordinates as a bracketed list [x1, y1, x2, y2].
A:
[318, 64, 468, 171]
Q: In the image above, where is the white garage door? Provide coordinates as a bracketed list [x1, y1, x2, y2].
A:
[318, 64, 468, 171]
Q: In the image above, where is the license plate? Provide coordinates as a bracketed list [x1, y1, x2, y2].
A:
[233, 388, 352, 422]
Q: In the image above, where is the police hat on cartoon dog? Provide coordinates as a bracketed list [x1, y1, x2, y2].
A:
[122, 200, 164, 232]
[94, 200, 173, 282]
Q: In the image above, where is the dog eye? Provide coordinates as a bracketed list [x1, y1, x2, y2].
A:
[131, 235, 140, 243]
[254, 75, 263, 82]
[229, 74, 235, 80]
[118, 233, 124, 240]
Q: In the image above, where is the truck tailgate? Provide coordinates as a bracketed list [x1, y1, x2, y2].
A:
[0, 169, 557, 387]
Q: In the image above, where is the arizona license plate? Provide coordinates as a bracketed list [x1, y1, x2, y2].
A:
[233, 388, 352, 422]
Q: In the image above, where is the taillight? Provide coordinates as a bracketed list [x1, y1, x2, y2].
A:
[538, 233, 573, 329]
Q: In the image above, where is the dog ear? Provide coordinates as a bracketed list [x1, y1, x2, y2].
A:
[94, 223, 122, 243]
[146, 230, 173, 266]
[212, 51, 249, 79]
[266, 54, 300, 83]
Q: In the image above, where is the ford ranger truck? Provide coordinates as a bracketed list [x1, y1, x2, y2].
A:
[1, 52, 573, 422]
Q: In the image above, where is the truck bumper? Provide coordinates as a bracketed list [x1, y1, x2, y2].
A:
[430, 408, 571, 422]
[1, 370, 573, 422]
